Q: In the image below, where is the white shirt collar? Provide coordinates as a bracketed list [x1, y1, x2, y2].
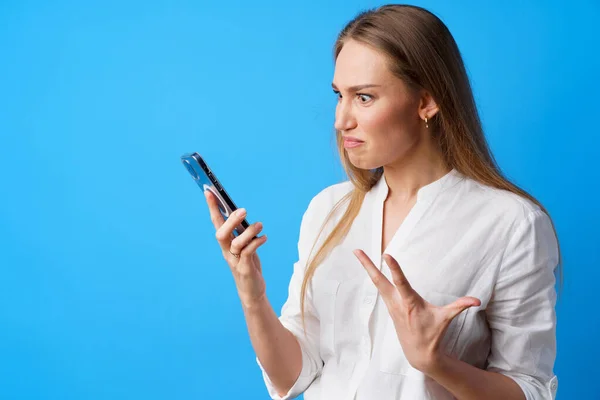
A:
[372, 168, 464, 203]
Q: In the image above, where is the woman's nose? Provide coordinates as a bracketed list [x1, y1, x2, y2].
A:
[334, 101, 357, 131]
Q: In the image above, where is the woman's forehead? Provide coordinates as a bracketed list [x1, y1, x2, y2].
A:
[335, 42, 385, 75]
[333, 41, 398, 89]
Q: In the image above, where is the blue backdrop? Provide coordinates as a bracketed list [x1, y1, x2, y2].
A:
[1, 1, 597, 399]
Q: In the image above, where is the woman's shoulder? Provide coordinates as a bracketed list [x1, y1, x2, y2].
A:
[300, 180, 354, 229]
[459, 174, 550, 231]
[309, 180, 355, 208]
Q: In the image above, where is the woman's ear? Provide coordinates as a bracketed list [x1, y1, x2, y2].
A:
[418, 89, 439, 120]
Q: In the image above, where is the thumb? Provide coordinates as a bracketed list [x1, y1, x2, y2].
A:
[444, 296, 481, 321]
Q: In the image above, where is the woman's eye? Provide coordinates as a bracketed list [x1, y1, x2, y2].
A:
[357, 93, 372, 103]
[333, 90, 372, 103]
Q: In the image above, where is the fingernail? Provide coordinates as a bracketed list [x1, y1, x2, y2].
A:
[237, 208, 246, 216]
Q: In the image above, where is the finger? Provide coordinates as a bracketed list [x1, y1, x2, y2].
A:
[205, 190, 226, 230]
[383, 253, 420, 304]
[215, 207, 247, 247]
[443, 296, 481, 321]
[230, 221, 264, 256]
[241, 234, 268, 257]
[353, 249, 395, 296]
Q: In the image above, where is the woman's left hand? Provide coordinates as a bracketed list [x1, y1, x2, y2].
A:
[353, 250, 481, 376]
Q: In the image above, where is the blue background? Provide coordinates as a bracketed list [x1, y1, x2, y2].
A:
[1, 1, 598, 399]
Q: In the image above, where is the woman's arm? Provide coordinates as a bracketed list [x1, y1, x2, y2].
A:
[481, 209, 559, 399]
[425, 355, 525, 400]
[252, 193, 329, 400]
[428, 209, 559, 400]
[242, 295, 303, 398]
[204, 190, 324, 400]
[250, 257, 325, 400]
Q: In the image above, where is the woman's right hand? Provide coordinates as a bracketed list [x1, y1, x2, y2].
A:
[204, 190, 269, 309]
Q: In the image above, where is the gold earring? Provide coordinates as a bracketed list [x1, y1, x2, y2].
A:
[424, 116, 429, 129]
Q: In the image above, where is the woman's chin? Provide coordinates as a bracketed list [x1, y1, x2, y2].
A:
[347, 154, 380, 171]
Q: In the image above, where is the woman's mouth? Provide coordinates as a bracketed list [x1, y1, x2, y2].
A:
[343, 137, 364, 149]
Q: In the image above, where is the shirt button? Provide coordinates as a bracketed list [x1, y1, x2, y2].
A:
[550, 380, 558, 390]
[363, 296, 374, 305]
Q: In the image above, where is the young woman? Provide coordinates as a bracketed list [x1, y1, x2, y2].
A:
[204, 4, 560, 400]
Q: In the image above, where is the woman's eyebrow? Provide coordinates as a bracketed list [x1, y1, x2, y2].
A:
[331, 83, 382, 92]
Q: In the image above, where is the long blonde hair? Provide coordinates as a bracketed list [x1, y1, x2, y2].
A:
[300, 4, 562, 327]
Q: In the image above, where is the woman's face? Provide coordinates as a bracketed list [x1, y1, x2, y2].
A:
[332, 40, 426, 170]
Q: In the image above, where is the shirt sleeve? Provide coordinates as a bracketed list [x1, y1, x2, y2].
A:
[485, 209, 560, 399]
[256, 195, 325, 400]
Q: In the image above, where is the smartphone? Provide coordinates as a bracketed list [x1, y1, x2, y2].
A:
[181, 152, 251, 237]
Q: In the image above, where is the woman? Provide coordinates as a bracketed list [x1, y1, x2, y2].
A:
[204, 4, 560, 400]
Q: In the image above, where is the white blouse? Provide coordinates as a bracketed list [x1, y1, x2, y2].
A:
[257, 169, 559, 400]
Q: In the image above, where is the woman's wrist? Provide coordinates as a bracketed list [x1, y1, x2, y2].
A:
[241, 291, 269, 314]
[422, 352, 453, 380]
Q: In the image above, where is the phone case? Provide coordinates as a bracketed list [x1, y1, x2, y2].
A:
[181, 152, 250, 237]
